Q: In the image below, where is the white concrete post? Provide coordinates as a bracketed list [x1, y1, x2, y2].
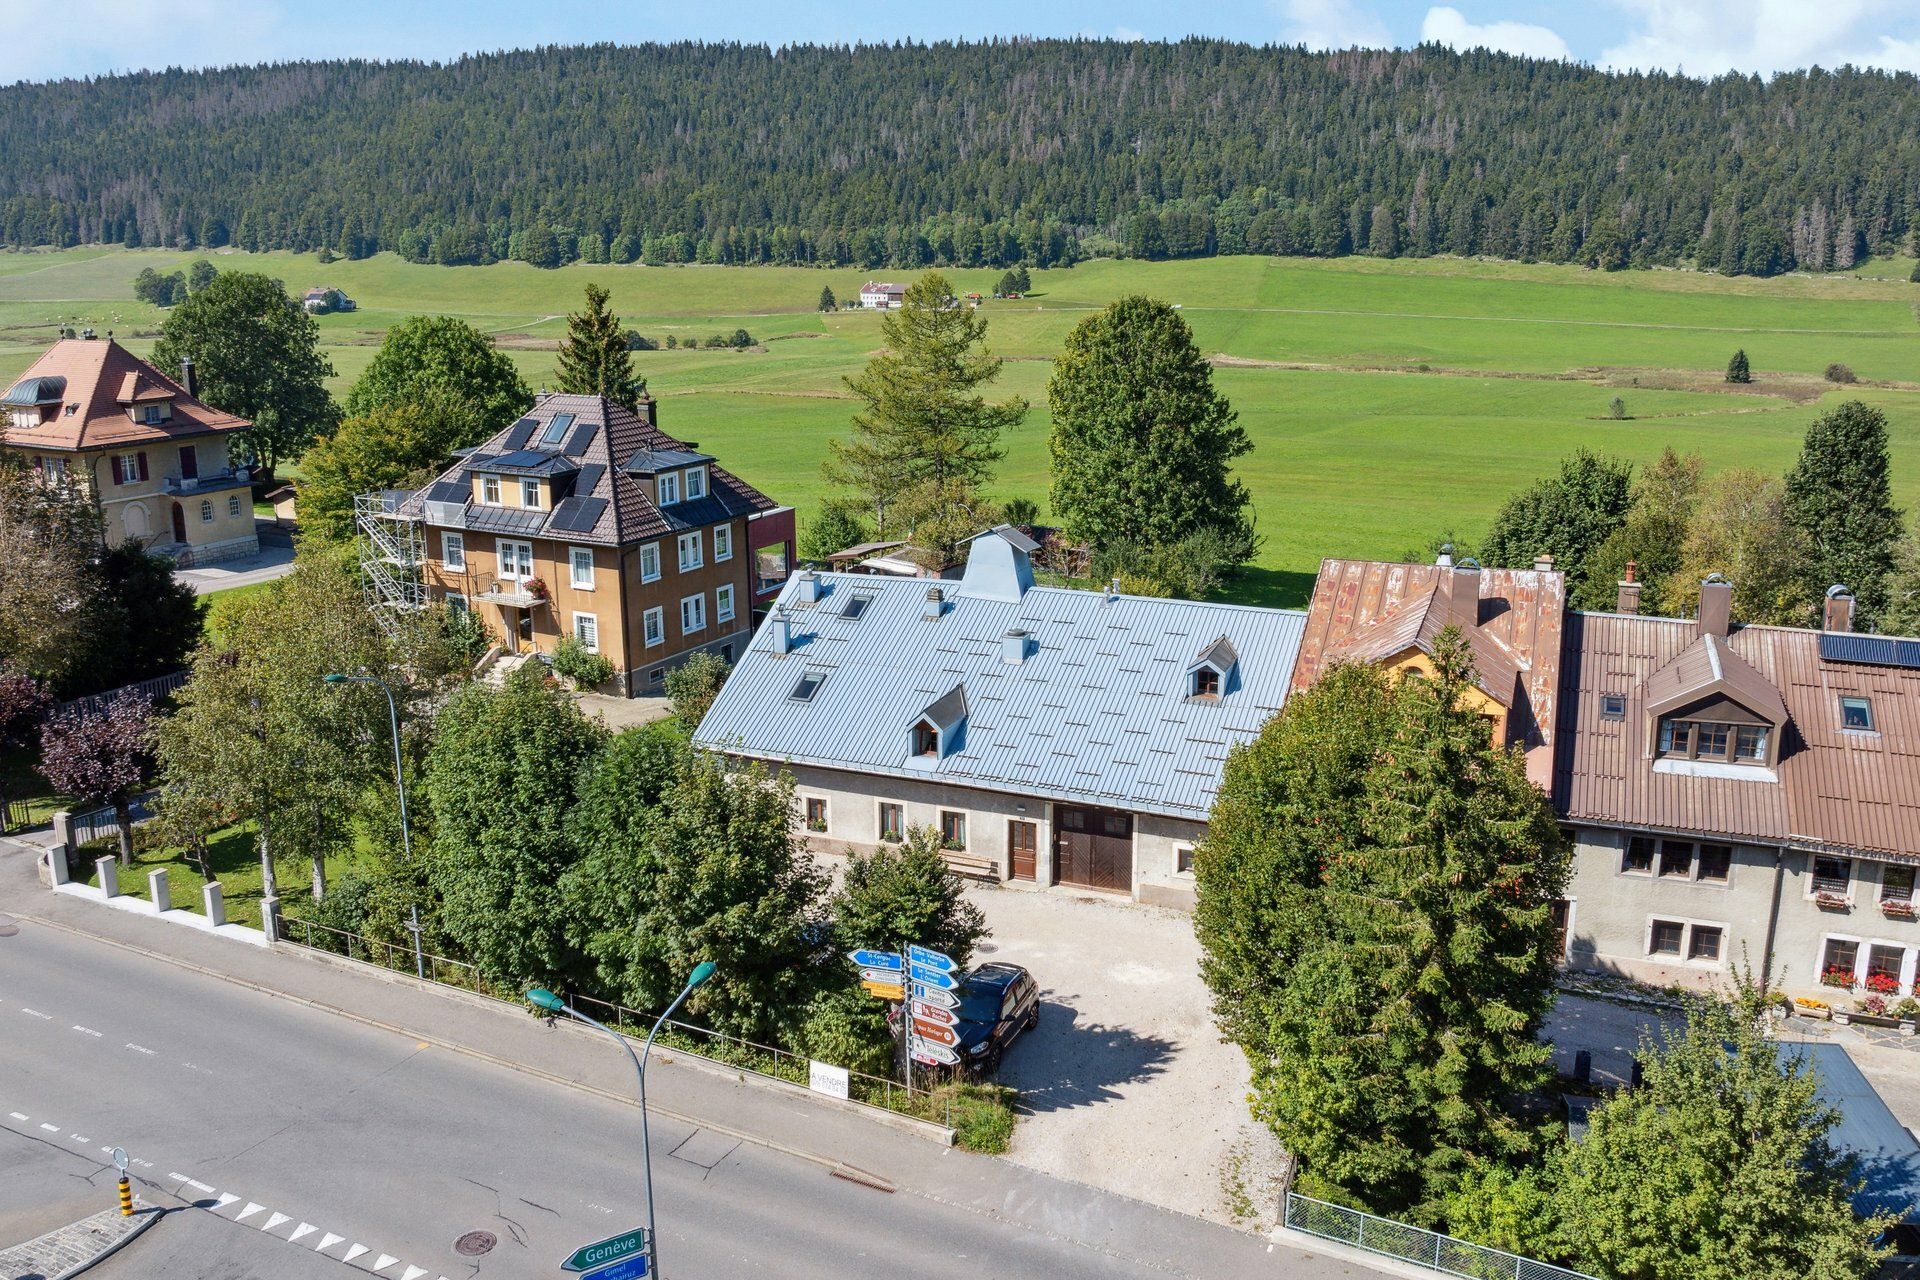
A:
[202, 882, 227, 927]
[148, 869, 170, 913]
[96, 856, 119, 899]
[259, 895, 281, 943]
[50, 809, 75, 867]
[44, 845, 70, 886]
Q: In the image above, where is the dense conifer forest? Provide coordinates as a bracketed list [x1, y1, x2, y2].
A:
[2, 40, 1918, 275]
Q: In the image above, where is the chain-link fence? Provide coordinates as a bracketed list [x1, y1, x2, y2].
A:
[1285, 1194, 1599, 1280]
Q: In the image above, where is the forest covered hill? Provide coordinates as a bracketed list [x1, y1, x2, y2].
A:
[1, 40, 1918, 275]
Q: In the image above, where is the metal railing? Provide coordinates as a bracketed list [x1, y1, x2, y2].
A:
[1284, 1194, 1599, 1280]
[69, 791, 158, 846]
[53, 671, 188, 719]
[282, 918, 940, 1123]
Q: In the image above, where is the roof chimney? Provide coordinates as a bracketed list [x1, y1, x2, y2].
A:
[794, 570, 820, 604]
[179, 355, 196, 399]
[1698, 574, 1733, 638]
[1436, 542, 1454, 569]
[923, 586, 945, 621]
[770, 607, 793, 655]
[1533, 552, 1555, 573]
[1616, 559, 1641, 615]
[1824, 584, 1855, 634]
[1001, 628, 1030, 666]
[1440, 558, 1482, 629]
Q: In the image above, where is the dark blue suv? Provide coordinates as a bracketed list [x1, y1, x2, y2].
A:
[953, 962, 1040, 1075]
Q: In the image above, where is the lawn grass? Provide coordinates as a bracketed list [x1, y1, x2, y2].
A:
[74, 821, 369, 930]
[5, 247, 1917, 608]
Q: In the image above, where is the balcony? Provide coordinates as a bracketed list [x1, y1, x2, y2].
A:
[163, 467, 250, 496]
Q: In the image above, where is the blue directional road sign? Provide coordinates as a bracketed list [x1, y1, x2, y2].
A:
[582, 1254, 650, 1280]
[908, 962, 956, 989]
[907, 945, 956, 972]
[848, 949, 902, 971]
[563, 1228, 649, 1273]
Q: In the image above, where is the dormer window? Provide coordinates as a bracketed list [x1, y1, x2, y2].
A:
[658, 472, 681, 506]
[1658, 716, 1769, 766]
[912, 722, 939, 757]
[685, 466, 707, 500]
[907, 684, 968, 764]
[141, 402, 167, 424]
[1187, 635, 1239, 703]
[1191, 667, 1221, 700]
[1841, 696, 1874, 732]
[481, 475, 501, 505]
[538, 412, 574, 447]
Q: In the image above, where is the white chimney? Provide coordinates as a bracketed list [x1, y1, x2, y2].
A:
[1001, 629, 1030, 665]
[923, 586, 945, 621]
[770, 608, 792, 654]
[795, 570, 820, 604]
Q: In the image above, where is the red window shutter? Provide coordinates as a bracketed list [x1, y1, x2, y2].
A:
[136, 452, 149, 482]
[110, 456, 123, 486]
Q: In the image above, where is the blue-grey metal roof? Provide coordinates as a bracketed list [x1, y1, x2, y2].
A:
[478, 448, 580, 478]
[0, 374, 65, 407]
[695, 548, 1307, 821]
[1777, 1041, 1920, 1223]
[624, 446, 715, 473]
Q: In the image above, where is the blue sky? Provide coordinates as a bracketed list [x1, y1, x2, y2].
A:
[2, 1, 1917, 86]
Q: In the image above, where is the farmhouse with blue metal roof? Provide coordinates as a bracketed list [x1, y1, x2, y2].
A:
[694, 526, 1307, 908]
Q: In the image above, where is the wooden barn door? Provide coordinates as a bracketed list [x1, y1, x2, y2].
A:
[1053, 806, 1132, 894]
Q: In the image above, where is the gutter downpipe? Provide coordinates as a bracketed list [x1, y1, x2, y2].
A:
[1760, 847, 1787, 992]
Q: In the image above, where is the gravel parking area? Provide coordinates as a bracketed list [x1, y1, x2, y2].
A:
[964, 884, 1288, 1229]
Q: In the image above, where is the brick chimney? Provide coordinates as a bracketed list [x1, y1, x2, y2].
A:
[179, 356, 196, 399]
[1438, 558, 1483, 629]
[1698, 575, 1733, 638]
[1824, 585, 1855, 633]
[1616, 559, 1641, 615]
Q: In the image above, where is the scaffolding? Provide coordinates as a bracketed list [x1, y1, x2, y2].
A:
[355, 491, 427, 634]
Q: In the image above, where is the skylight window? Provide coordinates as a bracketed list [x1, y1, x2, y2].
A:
[842, 594, 875, 621]
[539, 413, 575, 447]
[1841, 695, 1875, 731]
[791, 670, 827, 702]
[1600, 693, 1626, 721]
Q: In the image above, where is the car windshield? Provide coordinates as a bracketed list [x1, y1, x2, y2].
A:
[956, 984, 1004, 1023]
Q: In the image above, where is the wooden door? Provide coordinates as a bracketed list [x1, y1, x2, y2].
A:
[170, 502, 187, 543]
[178, 445, 198, 480]
[1053, 806, 1133, 893]
[1009, 821, 1036, 881]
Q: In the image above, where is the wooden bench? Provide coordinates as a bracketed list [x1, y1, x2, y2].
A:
[941, 851, 1000, 881]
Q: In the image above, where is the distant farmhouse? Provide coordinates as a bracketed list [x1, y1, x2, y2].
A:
[697, 526, 1305, 908]
[2, 336, 259, 566]
[302, 286, 355, 314]
[376, 393, 795, 696]
[857, 281, 906, 309]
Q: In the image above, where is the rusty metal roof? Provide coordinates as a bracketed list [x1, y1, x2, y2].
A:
[1293, 557, 1565, 785]
[1554, 612, 1920, 859]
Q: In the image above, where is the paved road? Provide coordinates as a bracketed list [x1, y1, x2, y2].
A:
[0, 920, 1352, 1280]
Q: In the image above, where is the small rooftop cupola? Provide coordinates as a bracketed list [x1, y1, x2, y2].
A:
[1698, 574, 1733, 638]
[1188, 635, 1239, 701]
[957, 525, 1037, 603]
[1824, 584, 1855, 634]
[906, 684, 968, 767]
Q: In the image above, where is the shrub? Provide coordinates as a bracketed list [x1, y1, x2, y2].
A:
[625, 330, 658, 351]
[1607, 396, 1626, 420]
[1890, 998, 1920, 1020]
[301, 868, 376, 936]
[794, 982, 895, 1078]
[665, 651, 730, 728]
[931, 1082, 1018, 1154]
[1441, 1163, 1562, 1259]
[729, 328, 754, 348]
[550, 636, 615, 690]
[1824, 362, 1857, 383]
[1000, 497, 1040, 526]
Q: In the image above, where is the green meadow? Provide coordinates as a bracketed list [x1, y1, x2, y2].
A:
[3, 246, 1917, 605]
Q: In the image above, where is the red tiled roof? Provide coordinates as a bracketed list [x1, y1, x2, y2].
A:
[1555, 613, 1920, 859]
[2, 338, 249, 452]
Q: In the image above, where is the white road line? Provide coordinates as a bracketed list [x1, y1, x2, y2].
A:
[125, 1043, 156, 1055]
[69, 1134, 89, 1144]
[343, 1244, 369, 1264]
[8, 1111, 27, 1121]
[186, 1179, 215, 1194]
[236, 1201, 265, 1221]
[373, 1253, 399, 1271]
[317, 1232, 345, 1252]
[290, 1223, 317, 1243]
[19, 1007, 51, 1019]
[213, 1193, 239, 1210]
[71, 1025, 102, 1037]
[263, 1211, 290, 1232]
[401, 1266, 428, 1280]
[38, 1123, 57, 1132]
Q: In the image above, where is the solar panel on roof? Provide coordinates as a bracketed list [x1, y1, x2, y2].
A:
[1820, 632, 1920, 669]
[574, 463, 605, 496]
[503, 419, 535, 450]
[563, 417, 598, 456]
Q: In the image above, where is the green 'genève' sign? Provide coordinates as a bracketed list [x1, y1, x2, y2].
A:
[562, 1227, 649, 1273]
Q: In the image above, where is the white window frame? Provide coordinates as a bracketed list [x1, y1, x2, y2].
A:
[677, 531, 703, 572]
[639, 541, 661, 583]
[442, 532, 466, 571]
[803, 795, 829, 833]
[520, 478, 541, 509]
[1174, 844, 1196, 878]
[643, 606, 665, 647]
[1644, 915, 1730, 968]
[480, 475, 501, 505]
[569, 546, 595, 589]
[716, 583, 735, 624]
[227, 495, 242, 517]
[572, 612, 599, 653]
[657, 472, 681, 506]
[116, 453, 140, 484]
[680, 593, 706, 635]
[446, 592, 469, 614]
[685, 466, 707, 500]
[199, 499, 214, 523]
[713, 523, 733, 561]
[497, 539, 534, 582]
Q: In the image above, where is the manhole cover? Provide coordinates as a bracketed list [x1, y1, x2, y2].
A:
[0, 915, 18, 938]
[454, 1231, 496, 1257]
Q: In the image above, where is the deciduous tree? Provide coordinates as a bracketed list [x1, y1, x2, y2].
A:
[1785, 401, 1904, 625]
[0, 453, 103, 684]
[342, 314, 531, 424]
[0, 664, 51, 828]
[554, 284, 644, 411]
[832, 826, 988, 966]
[1574, 449, 1703, 612]
[665, 651, 730, 732]
[38, 693, 155, 864]
[1478, 450, 1634, 597]
[1048, 296, 1253, 576]
[1667, 468, 1812, 624]
[299, 394, 492, 542]
[153, 272, 339, 482]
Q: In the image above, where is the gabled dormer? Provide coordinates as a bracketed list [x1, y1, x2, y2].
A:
[1643, 577, 1789, 778]
[906, 684, 968, 767]
[1187, 635, 1239, 701]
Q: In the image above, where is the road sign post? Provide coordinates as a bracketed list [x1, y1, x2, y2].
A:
[848, 943, 961, 1103]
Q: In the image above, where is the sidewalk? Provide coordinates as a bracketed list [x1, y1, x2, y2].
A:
[0, 841, 1363, 1278]
[0, 1203, 158, 1279]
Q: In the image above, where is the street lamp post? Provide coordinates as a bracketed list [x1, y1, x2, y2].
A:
[321, 673, 411, 861]
[528, 961, 716, 1280]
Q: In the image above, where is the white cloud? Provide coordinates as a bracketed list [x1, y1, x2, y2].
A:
[1113, 26, 1146, 41]
[1275, 0, 1392, 51]
[0, 0, 284, 84]
[1599, 0, 1920, 76]
[1420, 7, 1569, 61]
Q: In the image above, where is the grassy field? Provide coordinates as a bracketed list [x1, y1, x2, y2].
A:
[3, 246, 1917, 606]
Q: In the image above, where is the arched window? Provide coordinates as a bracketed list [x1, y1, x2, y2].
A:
[199, 500, 213, 523]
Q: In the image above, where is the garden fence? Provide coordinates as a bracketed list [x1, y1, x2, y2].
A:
[53, 670, 189, 720]
[281, 918, 942, 1124]
[69, 791, 158, 846]
[1284, 1194, 1599, 1280]
[0, 798, 28, 835]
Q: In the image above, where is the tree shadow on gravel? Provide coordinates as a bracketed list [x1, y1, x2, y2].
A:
[997, 998, 1179, 1113]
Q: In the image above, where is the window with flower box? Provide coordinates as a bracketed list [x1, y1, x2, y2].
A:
[1812, 855, 1853, 906]
[1820, 938, 1859, 987]
[1880, 866, 1916, 917]
[804, 797, 828, 833]
[1866, 945, 1904, 995]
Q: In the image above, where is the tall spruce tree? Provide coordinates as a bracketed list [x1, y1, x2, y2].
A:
[824, 271, 1026, 554]
[1725, 349, 1752, 383]
[554, 284, 644, 411]
[1047, 296, 1254, 571]
[1784, 400, 1905, 625]
[1195, 634, 1569, 1222]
